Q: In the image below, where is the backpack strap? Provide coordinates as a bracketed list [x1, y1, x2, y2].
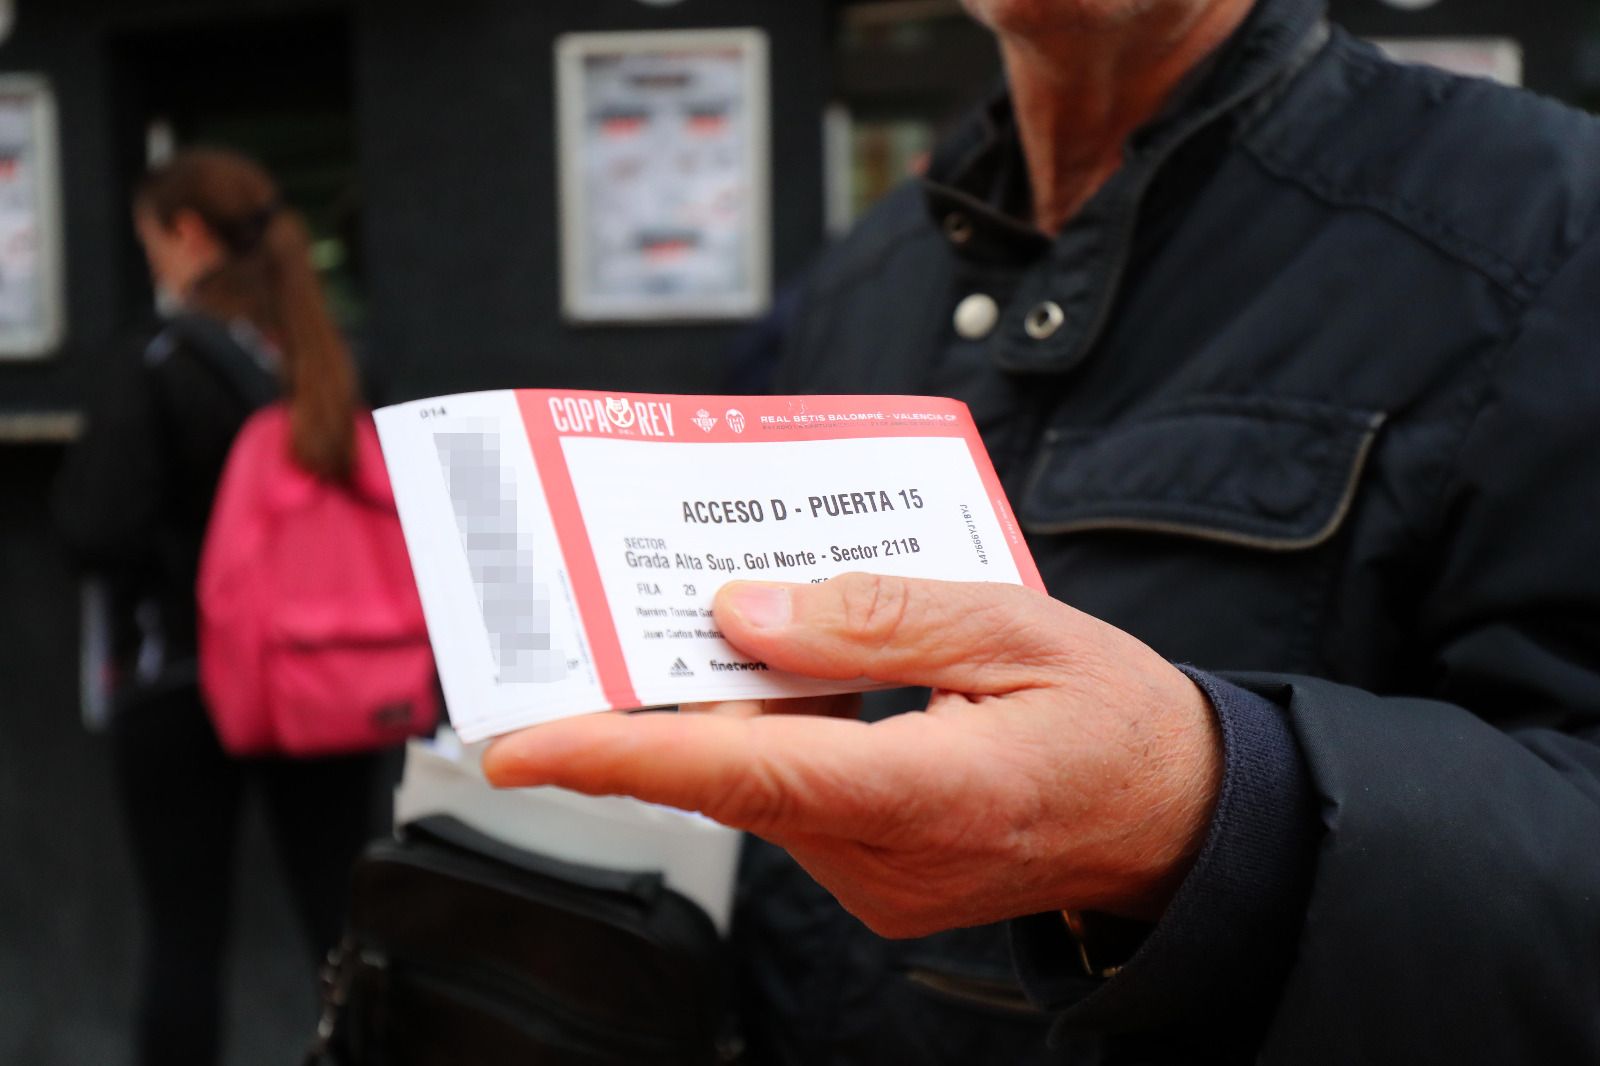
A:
[154, 313, 280, 410]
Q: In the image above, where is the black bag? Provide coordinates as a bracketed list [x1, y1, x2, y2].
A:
[308, 815, 735, 1065]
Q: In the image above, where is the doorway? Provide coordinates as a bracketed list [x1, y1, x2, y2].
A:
[108, 10, 362, 332]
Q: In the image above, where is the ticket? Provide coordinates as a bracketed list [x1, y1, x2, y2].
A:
[374, 390, 1042, 742]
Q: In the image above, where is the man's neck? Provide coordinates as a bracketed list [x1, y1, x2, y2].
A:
[998, 0, 1257, 234]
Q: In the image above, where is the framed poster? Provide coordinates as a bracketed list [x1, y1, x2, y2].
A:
[0, 75, 63, 359]
[555, 28, 771, 323]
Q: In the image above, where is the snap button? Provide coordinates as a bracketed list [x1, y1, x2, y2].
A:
[943, 212, 974, 246]
[952, 293, 999, 340]
[1024, 300, 1065, 340]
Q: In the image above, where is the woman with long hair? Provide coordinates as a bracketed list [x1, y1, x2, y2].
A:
[133, 146, 358, 479]
[54, 148, 387, 1066]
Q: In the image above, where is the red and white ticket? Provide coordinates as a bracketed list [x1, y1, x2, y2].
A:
[375, 390, 1043, 742]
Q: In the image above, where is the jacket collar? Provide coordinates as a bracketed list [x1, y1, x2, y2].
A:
[923, 0, 1330, 374]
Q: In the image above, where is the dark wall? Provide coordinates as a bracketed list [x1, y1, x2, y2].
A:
[357, 0, 828, 401]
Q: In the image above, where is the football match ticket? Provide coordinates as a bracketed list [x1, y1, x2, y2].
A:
[375, 390, 1042, 742]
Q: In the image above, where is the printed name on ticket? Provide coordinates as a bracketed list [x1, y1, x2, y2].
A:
[374, 390, 1043, 742]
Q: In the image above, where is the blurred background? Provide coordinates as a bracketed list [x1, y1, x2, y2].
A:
[2, 1, 1597, 1063]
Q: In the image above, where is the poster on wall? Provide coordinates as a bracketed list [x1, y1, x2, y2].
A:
[0, 75, 62, 359]
[555, 28, 771, 323]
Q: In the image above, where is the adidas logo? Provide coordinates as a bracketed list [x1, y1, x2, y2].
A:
[668, 657, 694, 678]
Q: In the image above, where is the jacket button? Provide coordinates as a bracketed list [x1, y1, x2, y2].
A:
[1025, 300, 1065, 340]
[943, 212, 974, 246]
[952, 293, 999, 339]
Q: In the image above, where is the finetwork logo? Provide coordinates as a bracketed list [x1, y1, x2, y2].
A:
[669, 657, 694, 678]
[709, 659, 769, 672]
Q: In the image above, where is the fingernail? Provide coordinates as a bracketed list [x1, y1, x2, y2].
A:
[727, 584, 791, 629]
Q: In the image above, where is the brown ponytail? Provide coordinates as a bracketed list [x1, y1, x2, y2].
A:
[135, 148, 357, 482]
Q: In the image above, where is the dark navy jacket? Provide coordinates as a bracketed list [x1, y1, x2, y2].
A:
[733, 0, 1600, 1061]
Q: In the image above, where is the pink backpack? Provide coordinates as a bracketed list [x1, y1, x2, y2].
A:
[199, 405, 438, 756]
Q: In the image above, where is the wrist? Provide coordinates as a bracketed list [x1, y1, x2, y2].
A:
[1105, 669, 1223, 921]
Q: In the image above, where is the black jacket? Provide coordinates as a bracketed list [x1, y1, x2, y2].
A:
[54, 316, 275, 680]
[735, 0, 1600, 1061]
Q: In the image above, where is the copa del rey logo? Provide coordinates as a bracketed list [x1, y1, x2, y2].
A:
[546, 394, 676, 438]
[692, 408, 718, 433]
[604, 396, 635, 428]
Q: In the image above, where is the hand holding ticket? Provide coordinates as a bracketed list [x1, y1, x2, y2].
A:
[375, 390, 1042, 741]
[481, 570, 1223, 933]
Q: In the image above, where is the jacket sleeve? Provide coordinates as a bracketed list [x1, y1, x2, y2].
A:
[1246, 229, 1600, 1063]
[52, 342, 168, 571]
[1012, 668, 1318, 1059]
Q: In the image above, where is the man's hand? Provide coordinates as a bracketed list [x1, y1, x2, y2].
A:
[483, 574, 1221, 938]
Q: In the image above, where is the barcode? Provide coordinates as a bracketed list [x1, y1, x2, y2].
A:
[434, 425, 566, 684]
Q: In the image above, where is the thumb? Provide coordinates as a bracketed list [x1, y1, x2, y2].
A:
[713, 573, 1069, 695]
